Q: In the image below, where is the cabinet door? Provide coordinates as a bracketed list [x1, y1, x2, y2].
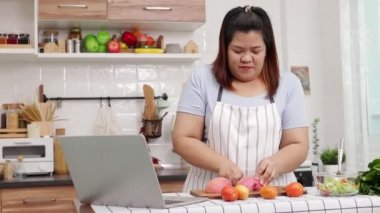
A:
[108, 0, 205, 22]
[159, 180, 184, 193]
[1, 186, 76, 213]
[39, 0, 107, 20]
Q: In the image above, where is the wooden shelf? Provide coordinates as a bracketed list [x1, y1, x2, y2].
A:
[37, 53, 202, 62]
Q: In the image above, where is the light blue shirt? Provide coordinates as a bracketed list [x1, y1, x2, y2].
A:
[177, 65, 308, 140]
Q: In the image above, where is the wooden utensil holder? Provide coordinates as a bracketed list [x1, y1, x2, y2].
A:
[142, 118, 163, 138]
[32, 121, 53, 137]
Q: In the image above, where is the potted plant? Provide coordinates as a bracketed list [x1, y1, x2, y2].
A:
[320, 148, 346, 173]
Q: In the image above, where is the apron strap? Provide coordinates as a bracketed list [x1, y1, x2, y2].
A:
[217, 86, 223, 102]
[269, 96, 275, 103]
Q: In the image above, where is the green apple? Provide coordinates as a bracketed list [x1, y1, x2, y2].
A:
[97, 31, 111, 45]
[84, 34, 97, 42]
[98, 44, 107, 53]
[84, 38, 99, 52]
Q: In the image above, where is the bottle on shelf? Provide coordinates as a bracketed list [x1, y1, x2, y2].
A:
[14, 155, 26, 179]
[6, 104, 19, 129]
[3, 160, 14, 180]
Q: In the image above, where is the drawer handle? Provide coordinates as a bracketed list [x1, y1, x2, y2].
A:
[144, 7, 172, 11]
[23, 197, 57, 204]
[58, 4, 88, 9]
[15, 142, 31, 145]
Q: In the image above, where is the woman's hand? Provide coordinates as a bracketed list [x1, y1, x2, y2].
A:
[255, 157, 279, 185]
[218, 159, 244, 185]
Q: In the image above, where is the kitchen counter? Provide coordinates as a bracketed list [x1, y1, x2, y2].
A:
[82, 188, 380, 213]
[0, 168, 188, 188]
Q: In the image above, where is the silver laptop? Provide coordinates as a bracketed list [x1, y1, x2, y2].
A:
[59, 135, 207, 208]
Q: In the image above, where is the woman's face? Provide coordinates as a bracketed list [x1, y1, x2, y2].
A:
[227, 30, 267, 82]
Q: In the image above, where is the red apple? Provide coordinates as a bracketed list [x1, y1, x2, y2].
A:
[107, 36, 120, 53]
[146, 36, 155, 47]
[121, 31, 137, 47]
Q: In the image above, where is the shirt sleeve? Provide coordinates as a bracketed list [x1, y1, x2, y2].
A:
[282, 73, 308, 129]
[177, 67, 207, 116]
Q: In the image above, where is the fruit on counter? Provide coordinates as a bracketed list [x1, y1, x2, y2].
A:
[285, 182, 304, 197]
[221, 185, 238, 202]
[205, 177, 232, 194]
[236, 176, 263, 191]
[259, 185, 277, 199]
[235, 185, 249, 200]
[107, 36, 121, 53]
[84, 34, 99, 53]
[121, 31, 137, 48]
[96, 30, 111, 45]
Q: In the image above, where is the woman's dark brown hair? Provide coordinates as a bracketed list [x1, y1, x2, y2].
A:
[212, 6, 279, 97]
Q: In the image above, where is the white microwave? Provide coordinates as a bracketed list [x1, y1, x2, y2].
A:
[0, 137, 53, 175]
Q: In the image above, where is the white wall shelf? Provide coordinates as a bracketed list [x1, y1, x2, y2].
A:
[36, 53, 202, 62]
[0, 49, 36, 61]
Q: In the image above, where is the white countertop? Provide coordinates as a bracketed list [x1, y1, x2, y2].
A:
[90, 187, 380, 213]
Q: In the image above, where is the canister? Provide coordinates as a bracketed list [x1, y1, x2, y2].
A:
[27, 123, 40, 138]
[17, 33, 30, 44]
[3, 160, 14, 180]
[0, 34, 7, 44]
[74, 39, 81, 53]
[66, 39, 74, 53]
[6, 34, 18, 44]
[6, 105, 18, 129]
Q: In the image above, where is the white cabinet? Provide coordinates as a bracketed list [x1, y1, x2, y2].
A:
[0, 0, 36, 58]
[0, 0, 205, 62]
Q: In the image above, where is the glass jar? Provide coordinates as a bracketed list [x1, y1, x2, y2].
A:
[18, 33, 30, 44]
[0, 34, 7, 44]
[3, 160, 14, 180]
[42, 30, 58, 45]
[68, 27, 82, 40]
[14, 155, 26, 179]
[6, 33, 18, 44]
[6, 104, 18, 129]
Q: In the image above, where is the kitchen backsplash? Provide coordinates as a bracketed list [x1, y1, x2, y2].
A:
[0, 61, 200, 167]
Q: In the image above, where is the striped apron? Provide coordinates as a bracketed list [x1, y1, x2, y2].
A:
[183, 86, 296, 192]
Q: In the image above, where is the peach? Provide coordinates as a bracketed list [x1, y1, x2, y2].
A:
[235, 185, 249, 200]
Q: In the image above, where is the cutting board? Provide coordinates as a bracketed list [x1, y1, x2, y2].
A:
[190, 186, 307, 199]
[143, 84, 157, 120]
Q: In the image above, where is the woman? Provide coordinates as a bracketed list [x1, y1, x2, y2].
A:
[172, 6, 309, 192]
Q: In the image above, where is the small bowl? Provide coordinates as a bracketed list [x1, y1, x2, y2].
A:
[164, 43, 181, 53]
[314, 172, 359, 196]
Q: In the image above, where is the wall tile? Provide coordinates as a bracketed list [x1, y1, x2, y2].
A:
[137, 65, 158, 81]
[158, 65, 183, 81]
[14, 62, 41, 103]
[41, 63, 65, 98]
[89, 65, 114, 96]
[0, 63, 17, 101]
[64, 64, 90, 96]
[0, 60, 195, 165]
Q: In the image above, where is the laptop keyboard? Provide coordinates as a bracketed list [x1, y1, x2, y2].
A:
[164, 199, 184, 205]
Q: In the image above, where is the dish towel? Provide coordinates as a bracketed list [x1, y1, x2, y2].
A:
[93, 105, 121, 135]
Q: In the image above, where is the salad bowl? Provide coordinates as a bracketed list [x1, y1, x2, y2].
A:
[314, 172, 359, 196]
